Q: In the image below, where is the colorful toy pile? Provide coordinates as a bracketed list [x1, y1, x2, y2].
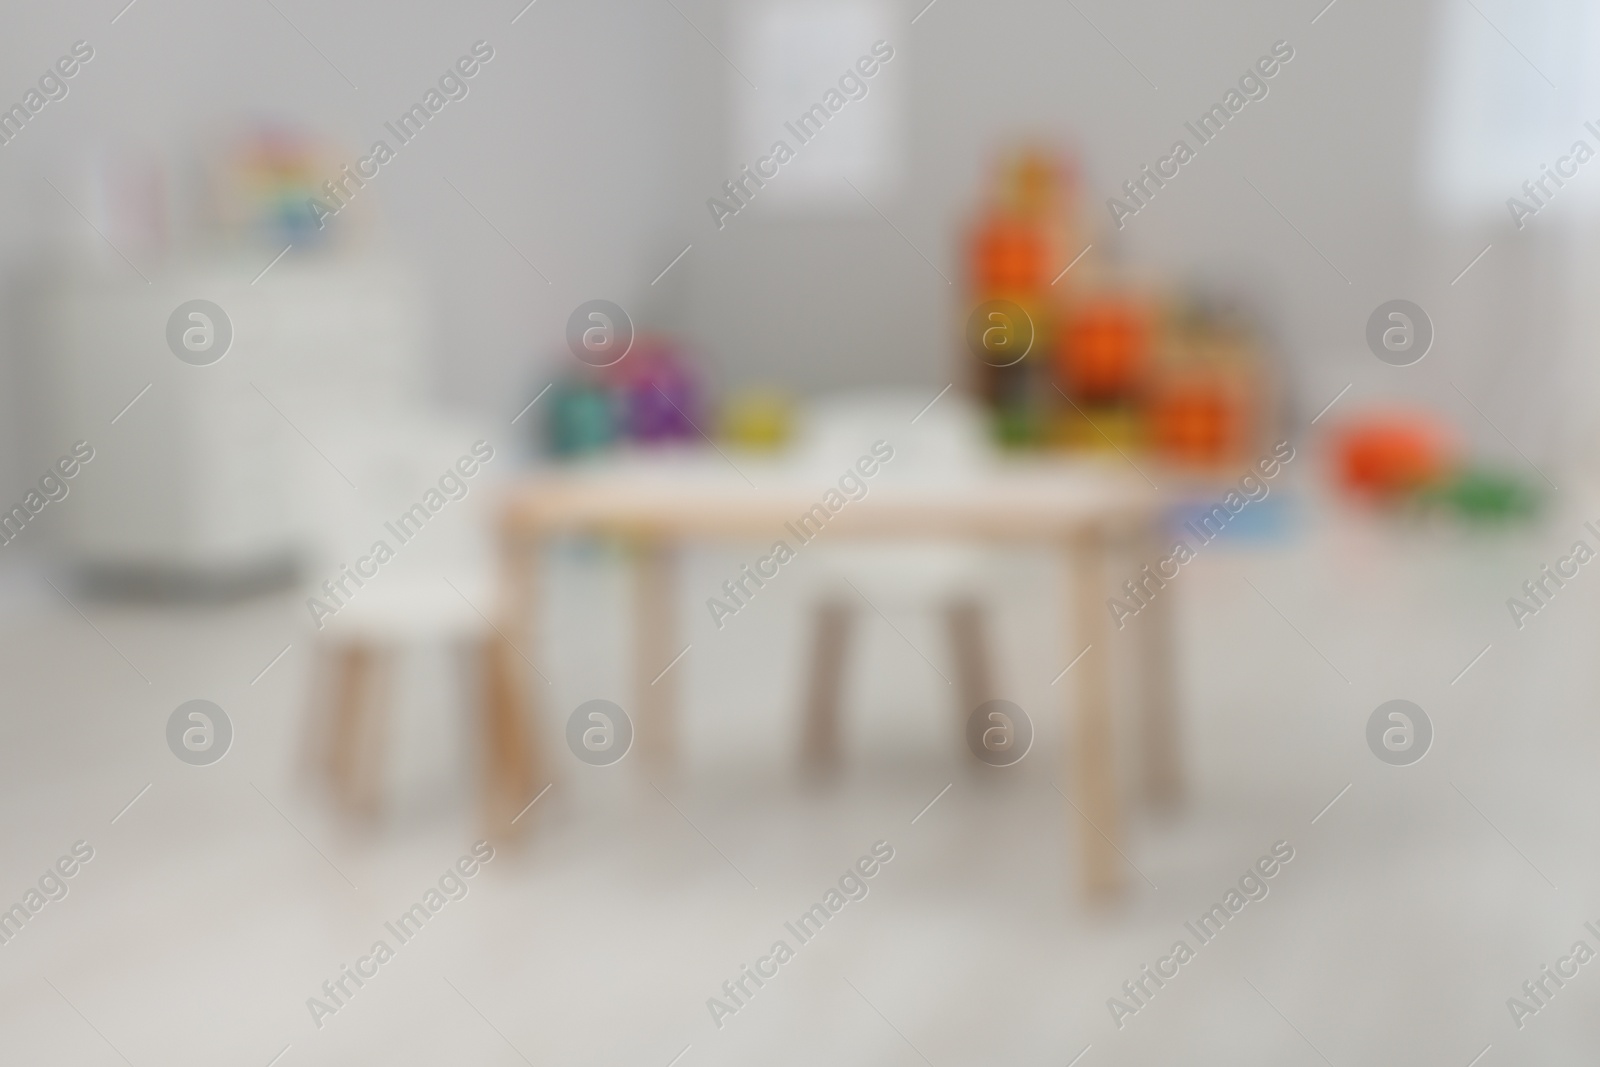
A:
[543, 325, 802, 458]
[964, 147, 1269, 472]
[544, 338, 708, 457]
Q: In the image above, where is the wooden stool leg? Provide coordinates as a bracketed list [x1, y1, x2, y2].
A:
[485, 526, 544, 841]
[1139, 540, 1183, 809]
[301, 644, 333, 786]
[355, 648, 393, 818]
[801, 600, 853, 772]
[327, 642, 375, 816]
[945, 598, 995, 720]
[482, 636, 540, 833]
[1069, 530, 1123, 897]
[635, 539, 679, 770]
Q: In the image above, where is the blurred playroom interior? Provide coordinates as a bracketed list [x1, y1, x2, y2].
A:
[4, 1, 1600, 1064]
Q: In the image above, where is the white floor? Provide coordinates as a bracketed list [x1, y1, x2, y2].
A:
[2, 482, 1599, 1066]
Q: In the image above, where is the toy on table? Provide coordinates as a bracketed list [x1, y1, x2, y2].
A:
[1150, 372, 1246, 467]
[972, 215, 1050, 294]
[540, 334, 710, 458]
[1048, 287, 1152, 454]
[1060, 293, 1150, 401]
[617, 338, 702, 444]
[546, 378, 617, 457]
[720, 389, 795, 451]
[961, 145, 1274, 472]
[1146, 300, 1260, 469]
[964, 148, 1080, 441]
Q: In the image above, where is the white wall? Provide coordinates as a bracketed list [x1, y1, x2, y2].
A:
[0, 0, 1583, 507]
[0, 0, 699, 499]
[675, 0, 1579, 469]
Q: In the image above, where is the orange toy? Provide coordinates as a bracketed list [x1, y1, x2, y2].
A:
[1150, 372, 1250, 467]
[1060, 296, 1150, 401]
[970, 214, 1048, 294]
[1333, 414, 1457, 500]
[968, 148, 1077, 295]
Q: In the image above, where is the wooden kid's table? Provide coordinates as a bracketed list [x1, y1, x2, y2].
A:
[483, 452, 1179, 897]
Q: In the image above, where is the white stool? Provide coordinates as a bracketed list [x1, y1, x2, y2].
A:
[793, 391, 1004, 770]
[301, 413, 540, 830]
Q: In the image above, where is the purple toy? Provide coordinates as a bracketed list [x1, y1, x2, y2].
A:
[617, 338, 702, 444]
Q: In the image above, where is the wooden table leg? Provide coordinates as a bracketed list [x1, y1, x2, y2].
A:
[301, 643, 334, 787]
[1138, 526, 1183, 810]
[635, 539, 678, 770]
[946, 597, 995, 717]
[328, 641, 376, 816]
[485, 525, 544, 840]
[801, 600, 853, 774]
[1069, 528, 1124, 897]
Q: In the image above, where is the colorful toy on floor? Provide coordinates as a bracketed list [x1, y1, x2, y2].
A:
[1332, 412, 1457, 501]
[1331, 411, 1540, 521]
[1427, 467, 1540, 520]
